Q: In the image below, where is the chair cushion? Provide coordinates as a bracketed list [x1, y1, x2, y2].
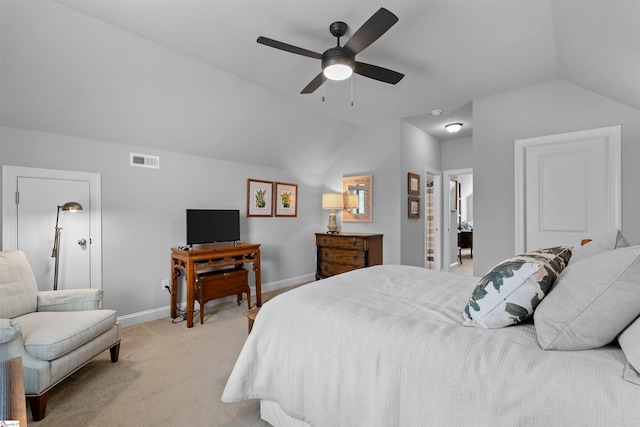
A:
[0, 251, 38, 318]
[14, 309, 117, 360]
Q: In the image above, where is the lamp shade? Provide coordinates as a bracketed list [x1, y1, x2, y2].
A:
[346, 194, 359, 209]
[322, 193, 343, 210]
[61, 201, 83, 212]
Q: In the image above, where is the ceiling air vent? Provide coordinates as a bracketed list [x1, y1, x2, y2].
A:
[130, 153, 160, 169]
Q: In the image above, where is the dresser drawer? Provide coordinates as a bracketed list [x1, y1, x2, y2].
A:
[316, 234, 365, 250]
[319, 249, 365, 268]
[318, 261, 363, 277]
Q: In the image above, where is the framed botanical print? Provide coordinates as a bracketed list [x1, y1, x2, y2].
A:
[247, 179, 273, 217]
[275, 182, 297, 217]
[408, 196, 420, 219]
[408, 172, 420, 196]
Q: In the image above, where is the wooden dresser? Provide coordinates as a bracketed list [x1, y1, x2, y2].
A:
[315, 232, 383, 279]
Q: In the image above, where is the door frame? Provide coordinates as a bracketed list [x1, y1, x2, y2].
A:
[424, 168, 442, 271]
[2, 166, 103, 288]
[443, 168, 473, 271]
[514, 125, 621, 254]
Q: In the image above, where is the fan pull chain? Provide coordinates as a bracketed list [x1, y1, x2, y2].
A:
[350, 76, 354, 106]
[322, 74, 326, 102]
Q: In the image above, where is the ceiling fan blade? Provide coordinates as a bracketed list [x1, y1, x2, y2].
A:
[257, 36, 322, 59]
[354, 62, 404, 84]
[301, 72, 325, 94]
[342, 8, 398, 57]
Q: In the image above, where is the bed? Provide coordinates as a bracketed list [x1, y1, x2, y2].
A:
[222, 237, 640, 426]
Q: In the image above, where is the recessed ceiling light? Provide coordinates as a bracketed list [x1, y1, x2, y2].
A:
[445, 123, 463, 133]
[430, 109, 442, 116]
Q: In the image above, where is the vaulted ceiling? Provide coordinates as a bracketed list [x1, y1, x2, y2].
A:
[1, 0, 638, 174]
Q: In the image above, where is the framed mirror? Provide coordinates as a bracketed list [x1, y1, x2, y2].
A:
[342, 174, 373, 222]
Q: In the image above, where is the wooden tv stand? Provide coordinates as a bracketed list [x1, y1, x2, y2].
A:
[170, 243, 261, 328]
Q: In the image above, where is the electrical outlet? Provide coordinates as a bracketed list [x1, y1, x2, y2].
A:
[161, 279, 169, 291]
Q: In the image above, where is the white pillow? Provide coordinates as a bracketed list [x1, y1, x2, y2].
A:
[463, 246, 572, 329]
[570, 229, 629, 264]
[619, 316, 640, 385]
[535, 245, 640, 350]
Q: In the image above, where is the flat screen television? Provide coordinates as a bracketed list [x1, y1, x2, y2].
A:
[186, 209, 240, 245]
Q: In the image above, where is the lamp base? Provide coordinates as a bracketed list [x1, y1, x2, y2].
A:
[327, 209, 339, 233]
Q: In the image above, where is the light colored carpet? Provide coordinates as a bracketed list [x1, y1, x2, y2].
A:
[31, 286, 300, 427]
[451, 248, 474, 276]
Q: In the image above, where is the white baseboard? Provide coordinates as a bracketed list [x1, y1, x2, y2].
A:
[116, 272, 315, 328]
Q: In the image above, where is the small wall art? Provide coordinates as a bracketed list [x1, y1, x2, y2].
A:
[408, 196, 420, 219]
[247, 179, 273, 217]
[408, 172, 420, 196]
[275, 182, 298, 217]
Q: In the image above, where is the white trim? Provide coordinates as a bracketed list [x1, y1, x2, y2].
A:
[443, 168, 472, 271]
[2, 165, 103, 288]
[116, 273, 315, 328]
[514, 125, 621, 254]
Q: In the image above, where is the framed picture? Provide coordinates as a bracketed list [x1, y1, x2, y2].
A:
[408, 196, 420, 219]
[247, 179, 273, 217]
[408, 172, 420, 196]
[275, 182, 297, 217]
[449, 179, 459, 211]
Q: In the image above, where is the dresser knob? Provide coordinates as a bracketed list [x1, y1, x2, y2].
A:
[352, 239, 356, 246]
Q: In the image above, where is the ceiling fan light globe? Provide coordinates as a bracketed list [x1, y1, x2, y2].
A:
[445, 123, 463, 133]
[324, 64, 353, 80]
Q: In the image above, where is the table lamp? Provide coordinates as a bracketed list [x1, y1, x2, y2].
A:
[322, 193, 343, 233]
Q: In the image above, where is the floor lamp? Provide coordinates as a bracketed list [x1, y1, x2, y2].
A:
[52, 201, 83, 290]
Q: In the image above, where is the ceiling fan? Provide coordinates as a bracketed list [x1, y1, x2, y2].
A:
[257, 7, 404, 94]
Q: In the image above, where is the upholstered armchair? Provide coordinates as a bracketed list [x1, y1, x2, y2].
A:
[0, 250, 121, 421]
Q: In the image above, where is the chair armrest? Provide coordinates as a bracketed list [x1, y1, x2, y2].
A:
[37, 289, 104, 312]
[1, 320, 52, 394]
[0, 319, 21, 344]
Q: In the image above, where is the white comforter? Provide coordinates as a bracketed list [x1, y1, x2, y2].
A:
[222, 265, 640, 427]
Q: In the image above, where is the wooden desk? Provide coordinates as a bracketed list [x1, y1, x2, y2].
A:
[171, 243, 261, 328]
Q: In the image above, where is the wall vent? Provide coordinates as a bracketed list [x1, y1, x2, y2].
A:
[130, 153, 160, 169]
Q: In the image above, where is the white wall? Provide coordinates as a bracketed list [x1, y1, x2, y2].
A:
[322, 120, 403, 264]
[400, 121, 441, 267]
[473, 80, 640, 276]
[0, 126, 322, 324]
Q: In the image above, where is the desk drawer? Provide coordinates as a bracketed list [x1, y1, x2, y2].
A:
[316, 234, 365, 250]
[198, 269, 248, 299]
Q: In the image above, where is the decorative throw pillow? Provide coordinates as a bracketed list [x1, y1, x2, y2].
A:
[619, 316, 640, 386]
[570, 229, 629, 264]
[463, 246, 572, 329]
[535, 245, 640, 350]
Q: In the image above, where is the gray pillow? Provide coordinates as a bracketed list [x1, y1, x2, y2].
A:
[619, 316, 640, 385]
[535, 245, 640, 350]
[570, 229, 629, 264]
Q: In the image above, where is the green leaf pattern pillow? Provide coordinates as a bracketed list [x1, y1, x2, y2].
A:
[463, 246, 572, 329]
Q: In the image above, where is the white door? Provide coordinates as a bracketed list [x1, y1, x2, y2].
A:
[515, 126, 621, 253]
[18, 177, 91, 291]
[2, 166, 102, 291]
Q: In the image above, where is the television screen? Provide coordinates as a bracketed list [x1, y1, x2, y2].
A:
[186, 209, 240, 245]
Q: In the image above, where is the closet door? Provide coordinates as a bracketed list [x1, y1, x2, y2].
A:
[515, 126, 621, 253]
